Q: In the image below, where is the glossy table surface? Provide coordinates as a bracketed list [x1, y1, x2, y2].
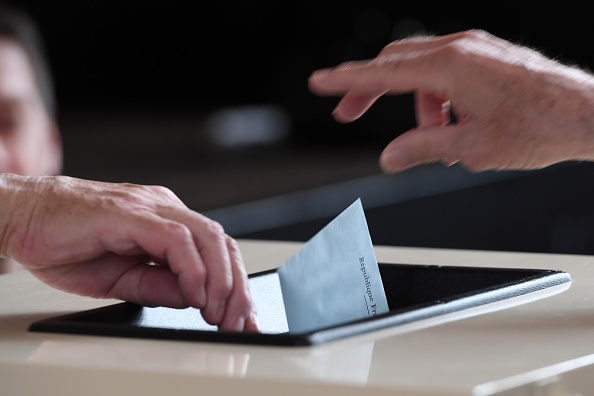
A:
[2, 240, 594, 396]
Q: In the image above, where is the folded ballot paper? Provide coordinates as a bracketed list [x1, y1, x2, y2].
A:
[277, 198, 389, 333]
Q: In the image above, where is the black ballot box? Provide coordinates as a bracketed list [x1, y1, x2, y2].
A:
[29, 263, 571, 347]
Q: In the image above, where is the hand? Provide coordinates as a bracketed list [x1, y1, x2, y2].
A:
[308, 29, 594, 172]
[0, 173, 259, 332]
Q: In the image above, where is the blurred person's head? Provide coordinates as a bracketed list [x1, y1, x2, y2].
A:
[0, 2, 62, 176]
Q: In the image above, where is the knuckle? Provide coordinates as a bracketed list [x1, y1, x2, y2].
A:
[438, 42, 466, 62]
[463, 29, 487, 39]
[164, 220, 193, 241]
[122, 184, 183, 206]
[150, 185, 177, 198]
[225, 234, 240, 251]
[203, 219, 226, 239]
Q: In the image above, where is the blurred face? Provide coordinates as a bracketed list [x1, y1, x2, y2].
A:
[0, 37, 61, 175]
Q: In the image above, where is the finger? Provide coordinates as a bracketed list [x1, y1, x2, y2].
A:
[332, 92, 382, 123]
[133, 186, 213, 309]
[308, 53, 449, 99]
[310, 31, 508, 99]
[415, 89, 451, 127]
[217, 236, 259, 332]
[108, 260, 190, 308]
[378, 29, 494, 56]
[243, 310, 260, 332]
[133, 187, 235, 326]
[36, 252, 192, 309]
[192, 221, 233, 326]
[309, 30, 501, 110]
[379, 33, 455, 56]
[308, 60, 393, 96]
[106, 213, 209, 309]
[379, 125, 465, 172]
[166, 212, 233, 326]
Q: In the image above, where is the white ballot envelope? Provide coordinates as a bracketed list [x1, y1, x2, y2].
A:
[277, 198, 389, 333]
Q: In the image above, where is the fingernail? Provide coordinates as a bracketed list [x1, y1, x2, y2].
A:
[309, 68, 332, 80]
[197, 286, 207, 307]
[214, 301, 226, 324]
[250, 312, 260, 330]
[233, 314, 246, 332]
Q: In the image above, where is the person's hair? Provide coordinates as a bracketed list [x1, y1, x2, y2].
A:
[0, 2, 56, 116]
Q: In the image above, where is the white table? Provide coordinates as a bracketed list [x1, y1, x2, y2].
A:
[2, 240, 594, 395]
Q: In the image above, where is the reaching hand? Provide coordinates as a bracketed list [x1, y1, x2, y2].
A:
[309, 29, 594, 173]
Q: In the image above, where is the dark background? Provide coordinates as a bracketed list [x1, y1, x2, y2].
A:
[8, 1, 594, 255]
[12, 2, 594, 145]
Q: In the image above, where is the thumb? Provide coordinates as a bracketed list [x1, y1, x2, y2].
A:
[379, 125, 464, 173]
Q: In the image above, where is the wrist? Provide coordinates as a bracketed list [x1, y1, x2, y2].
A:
[0, 173, 38, 260]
